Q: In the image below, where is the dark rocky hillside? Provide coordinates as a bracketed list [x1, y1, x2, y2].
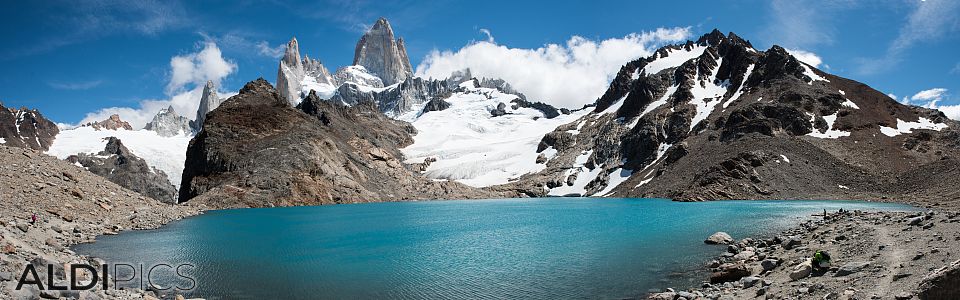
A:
[67, 137, 178, 203]
[503, 29, 960, 208]
[179, 78, 496, 208]
[0, 102, 59, 151]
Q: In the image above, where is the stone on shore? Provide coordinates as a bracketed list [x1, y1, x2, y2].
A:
[918, 259, 960, 299]
[705, 232, 734, 244]
[789, 260, 812, 280]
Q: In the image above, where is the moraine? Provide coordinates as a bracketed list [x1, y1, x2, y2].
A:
[73, 198, 916, 299]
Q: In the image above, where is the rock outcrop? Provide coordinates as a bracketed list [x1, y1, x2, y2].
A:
[0, 102, 59, 151]
[144, 105, 193, 137]
[191, 80, 223, 131]
[352, 17, 413, 86]
[66, 137, 178, 203]
[84, 114, 133, 131]
[179, 78, 495, 208]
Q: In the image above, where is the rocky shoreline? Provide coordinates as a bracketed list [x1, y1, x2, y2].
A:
[649, 208, 960, 300]
[0, 145, 205, 300]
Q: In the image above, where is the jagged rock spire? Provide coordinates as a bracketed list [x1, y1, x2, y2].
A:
[193, 80, 222, 131]
[353, 17, 414, 86]
[277, 37, 305, 105]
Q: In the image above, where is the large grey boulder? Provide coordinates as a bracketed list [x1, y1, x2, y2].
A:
[705, 232, 734, 244]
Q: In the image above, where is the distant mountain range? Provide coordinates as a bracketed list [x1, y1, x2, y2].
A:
[2, 19, 958, 208]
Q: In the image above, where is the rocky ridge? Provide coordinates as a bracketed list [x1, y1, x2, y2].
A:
[66, 137, 178, 203]
[143, 105, 193, 137]
[178, 78, 498, 208]
[500, 29, 960, 208]
[84, 114, 133, 131]
[0, 102, 59, 151]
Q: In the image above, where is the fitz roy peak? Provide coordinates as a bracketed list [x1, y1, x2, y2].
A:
[353, 17, 414, 86]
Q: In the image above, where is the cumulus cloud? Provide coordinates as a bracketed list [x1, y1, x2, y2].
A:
[785, 49, 823, 68]
[166, 42, 237, 94]
[75, 42, 237, 129]
[415, 27, 692, 108]
[898, 88, 960, 120]
[911, 88, 948, 102]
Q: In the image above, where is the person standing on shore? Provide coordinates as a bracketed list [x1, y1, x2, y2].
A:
[30, 213, 36, 225]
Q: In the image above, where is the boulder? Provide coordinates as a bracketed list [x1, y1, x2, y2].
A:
[733, 250, 756, 261]
[740, 276, 761, 288]
[782, 237, 803, 249]
[705, 232, 734, 244]
[710, 263, 751, 283]
[761, 258, 780, 271]
[789, 260, 812, 280]
[835, 262, 871, 276]
[918, 259, 960, 300]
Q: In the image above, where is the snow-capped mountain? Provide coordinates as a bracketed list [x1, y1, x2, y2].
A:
[143, 105, 192, 137]
[274, 18, 451, 118]
[495, 30, 960, 202]
[0, 102, 59, 151]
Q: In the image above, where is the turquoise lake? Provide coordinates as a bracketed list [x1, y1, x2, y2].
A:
[72, 198, 917, 299]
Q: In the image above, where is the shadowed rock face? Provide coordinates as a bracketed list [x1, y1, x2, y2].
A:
[0, 103, 59, 151]
[179, 78, 495, 208]
[352, 17, 413, 86]
[67, 137, 177, 203]
[499, 29, 960, 205]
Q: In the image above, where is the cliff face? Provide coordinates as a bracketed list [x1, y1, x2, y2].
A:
[352, 17, 413, 86]
[0, 103, 59, 151]
[67, 137, 178, 203]
[191, 80, 223, 131]
[179, 78, 495, 208]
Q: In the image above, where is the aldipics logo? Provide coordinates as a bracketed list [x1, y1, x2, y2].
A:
[16, 263, 197, 292]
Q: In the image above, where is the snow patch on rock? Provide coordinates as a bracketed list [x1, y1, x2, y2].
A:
[879, 117, 948, 137]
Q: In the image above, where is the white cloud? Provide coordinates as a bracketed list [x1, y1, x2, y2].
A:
[951, 62, 960, 74]
[166, 42, 237, 94]
[256, 41, 286, 59]
[887, 93, 898, 100]
[415, 27, 692, 108]
[75, 41, 238, 129]
[479, 28, 494, 43]
[47, 80, 104, 90]
[785, 48, 823, 68]
[910, 88, 948, 102]
[900, 88, 960, 120]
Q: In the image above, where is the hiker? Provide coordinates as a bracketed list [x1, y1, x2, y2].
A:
[30, 213, 37, 225]
[812, 250, 831, 270]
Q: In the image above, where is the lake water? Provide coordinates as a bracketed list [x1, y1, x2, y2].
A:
[73, 198, 916, 299]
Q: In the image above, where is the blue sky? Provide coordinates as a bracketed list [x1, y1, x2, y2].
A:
[1, 0, 958, 126]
